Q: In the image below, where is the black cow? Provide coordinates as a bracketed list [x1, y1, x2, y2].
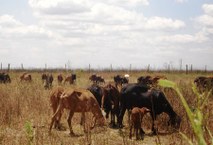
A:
[194, 76, 213, 91]
[44, 74, 54, 89]
[0, 72, 11, 83]
[114, 75, 129, 88]
[118, 83, 181, 134]
[87, 84, 103, 108]
[88, 84, 120, 127]
[137, 76, 152, 86]
[102, 84, 120, 127]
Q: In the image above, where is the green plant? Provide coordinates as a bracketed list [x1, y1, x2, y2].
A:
[158, 79, 212, 145]
[24, 121, 34, 145]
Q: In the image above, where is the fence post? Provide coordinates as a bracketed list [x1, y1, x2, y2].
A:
[205, 65, 207, 73]
[168, 64, 170, 73]
[147, 64, 150, 72]
[89, 64, 91, 73]
[129, 64, 132, 73]
[21, 63, 24, 70]
[1, 63, 2, 71]
[190, 64, 193, 72]
[110, 64, 112, 72]
[186, 65, 188, 74]
[8, 63, 10, 72]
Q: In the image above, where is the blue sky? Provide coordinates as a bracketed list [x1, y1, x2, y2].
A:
[0, 0, 213, 70]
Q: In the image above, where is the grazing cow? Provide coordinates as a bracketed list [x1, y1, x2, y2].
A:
[49, 89, 105, 135]
[20, 73, 32, 82]
[151, 76, 167, 87]
[96, 75, 105, 84]
[89, 74, 105, 84]
[137, 76, 152, 86]
[49, 87, 65, 129]
[114, 75, 129, 88]
[89, 74, 97, 83]
[64, 74, 77, 85]
[87, 84, 103, 108]
[137, 75, 167, 87]
[0, 72, 11, 83]
[41, 73, 47, 83]
[118, 84, 181, 134]
[87, 84, 120, 127]
[129, 107, 150, 140]
[44, 74, 54, 89]
[57, 74, 63, 84]
[102, 84, 120, 127]
[194, 76, 213, 91]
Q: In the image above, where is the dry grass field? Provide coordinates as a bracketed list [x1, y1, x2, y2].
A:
[0, 70, 212, 145]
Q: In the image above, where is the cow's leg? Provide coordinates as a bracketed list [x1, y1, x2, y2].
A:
[80, 113, 85, 126]
[127, 109, 131, 127]
[136, 128, 139, 140]
[118, 107, 126, 128]
[140, 128, 145, 140]
[49, 106, 63, 133]
[151, 113, 157, 135]
[67, 111, 75, 135]
[129, 123, 132, 139]
[90, 114, 96, 129]
[82, 112, 88, 133]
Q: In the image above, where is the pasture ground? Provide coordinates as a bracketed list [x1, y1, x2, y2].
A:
[0, 71, 212, 145]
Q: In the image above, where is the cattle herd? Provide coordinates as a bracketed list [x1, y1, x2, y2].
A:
[0, 71, 212, 140]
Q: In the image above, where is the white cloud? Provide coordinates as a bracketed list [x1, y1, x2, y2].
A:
[0, 0, 212, 69]
[202, 4, 213, 16]
[144, 17, 185, 29]
[175, 0, 188, 3]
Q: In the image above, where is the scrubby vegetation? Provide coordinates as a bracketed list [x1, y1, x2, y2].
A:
[0, 71, 212, 145]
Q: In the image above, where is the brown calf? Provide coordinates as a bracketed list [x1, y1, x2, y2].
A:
[129, 107, 150, 140]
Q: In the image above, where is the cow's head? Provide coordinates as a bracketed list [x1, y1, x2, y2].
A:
[168, 115, 181, 130]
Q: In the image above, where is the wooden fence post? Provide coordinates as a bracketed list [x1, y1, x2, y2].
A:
[8, 63, 10, 72]
[1, 63, 2, 71]
[186, 65, 188, 74]
[129, 64, 132, 73]
[147, 64, 150, 72]
[168, 64, 170, 73]
[190, 64, 193, 72]
[110, 64, 112, 72]
[205, 65, 207, 73]
[21, 63, 24, 70]
[89, 64, 91, 73]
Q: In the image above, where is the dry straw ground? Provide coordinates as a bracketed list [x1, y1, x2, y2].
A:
[0, 71, 212, 145]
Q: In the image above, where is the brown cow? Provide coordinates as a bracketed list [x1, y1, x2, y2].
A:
[64, 74, 76, 85]
[129, 107, 150, 140]
[49, 88, 105, 135]
[49, 87, 65, 129]
[57, 74, 63, 84]
[89, 74, 105, 85]
[20, 73, 32, 82]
